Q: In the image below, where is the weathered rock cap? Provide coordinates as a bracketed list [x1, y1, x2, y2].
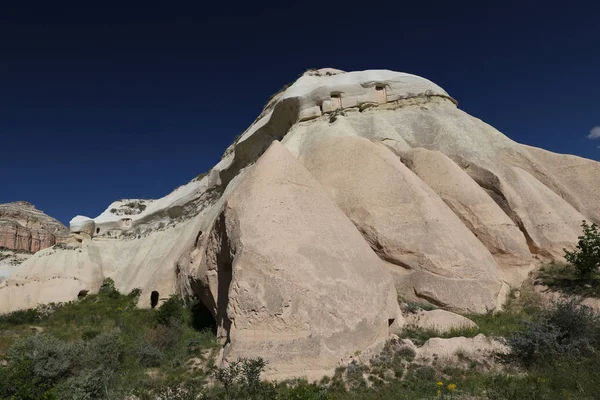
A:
[69, 215, 95, 237]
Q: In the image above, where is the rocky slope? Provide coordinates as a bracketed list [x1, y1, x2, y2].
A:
[0, 248, 31, 282]
[0, 202, 68, 253]
[1, 68, 598, 378]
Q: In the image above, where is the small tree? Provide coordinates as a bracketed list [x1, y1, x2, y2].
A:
[564, 221, 600, 277]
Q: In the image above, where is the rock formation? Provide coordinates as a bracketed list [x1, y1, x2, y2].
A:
[0, 201, 68, 253]
[0, 248, 31, 283]
[1, 68, 599, 378]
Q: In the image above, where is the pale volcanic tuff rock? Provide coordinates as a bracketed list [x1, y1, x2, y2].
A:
[188, 141, 399, 379]
[2, 68, 600, 378]
[0, 201, 68, 253]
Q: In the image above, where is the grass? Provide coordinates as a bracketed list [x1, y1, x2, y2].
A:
[537, 262, 600, 298]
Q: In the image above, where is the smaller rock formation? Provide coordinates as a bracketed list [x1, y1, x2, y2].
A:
[404, 309, 478, 334]
[417, 334, 508, 369]
[0, 248, 31, 282]
[69, 216, 96, 237]
[0, 202, 68, 253]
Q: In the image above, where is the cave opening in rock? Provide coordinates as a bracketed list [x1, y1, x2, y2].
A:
[150, 291, 159, 308]
[96, 228, 100, 234]
[388, 318, 395, 327]
[190, 301, 218, 335]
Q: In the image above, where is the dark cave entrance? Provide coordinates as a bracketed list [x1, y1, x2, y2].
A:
[190, 301, 218, 335]
[150, 291, 159, 308]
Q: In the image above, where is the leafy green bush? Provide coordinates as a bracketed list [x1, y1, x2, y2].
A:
[507, 298, 600, 366]
[55, 367, 108, 400]
[155, 295, 185, 327]
[99, 277, 120, 298]
[137, 341, 163, 367]
[213, 357, 274, 399]
[564, 221, 600, 276]
[81, 329, 124, 371]
[0, 334, 80, 398]
[0, 308, 39, 325]
[276, 380, 331, 400]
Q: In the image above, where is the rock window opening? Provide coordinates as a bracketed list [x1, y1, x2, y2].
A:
[150, 291, 159, 308]
[388, 318, 395, 327]
[331, 93, 342, 110]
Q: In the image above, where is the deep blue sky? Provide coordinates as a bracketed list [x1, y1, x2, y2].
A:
[1, 1, 598, 225]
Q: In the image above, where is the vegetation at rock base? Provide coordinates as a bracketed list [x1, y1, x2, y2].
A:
[1, 280, 600, 399]
[0, 282, 219, 399]
[534, 221, 600, 299]
[4, 218, 600, 400]
[564, 221, 600, 277]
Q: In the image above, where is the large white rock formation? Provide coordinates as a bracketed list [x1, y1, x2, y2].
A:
[1, 68, 598, 377]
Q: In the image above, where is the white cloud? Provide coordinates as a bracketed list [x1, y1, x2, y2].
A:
[587, 126, 600, 140]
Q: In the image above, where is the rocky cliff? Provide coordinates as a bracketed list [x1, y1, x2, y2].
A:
[0, 201, 68, 253]
[2, 68, 599, 379]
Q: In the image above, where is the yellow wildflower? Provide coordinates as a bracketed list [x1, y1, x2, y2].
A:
[447, 383, 457, 392]
[436, 389, 441, 397]
[537, 377, 546, 384]
[437, 381, 444, 387]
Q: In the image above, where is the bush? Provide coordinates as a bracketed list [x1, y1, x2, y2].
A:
[213, 357, 273, 399]
[82, 329, 124, 372]
[99, 278, 120, 298]
[564, 221, 600, 276]
[137, 341, 163, 367]
[155, 295, 185, 327]
[81, 328, 101, 341]
[147, 323, 182, 352]
[55, 367, 108, 400]
[0, 334, 81, 398]
[276, 380, 331, 400]
[507, 298, 600, 366]
[0, 308, 39, 325]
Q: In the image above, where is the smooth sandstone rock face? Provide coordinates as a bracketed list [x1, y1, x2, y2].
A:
[0, 202, 68, 253]
[189, 141, 399, 379]
[300, 136, 504, 313]
[407, 148, 534, 285]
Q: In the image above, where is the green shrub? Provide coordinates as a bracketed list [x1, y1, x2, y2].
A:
[276, 379, 331, 400]
[0, 334, 80, 398]
[55, 367, 108, 400]
[147, 323, 182, 352]
[564, 221, 600, 276]
[99, 278, 120, 298]
[137, 341, 163, 367]
[213, 357, 273, 399]
[81, 328, 101, 341]
[128, 287, 142, 300]
[507, 298, 600, 366]
[82, 329, 124, 371]
[396, 346, 416, 362]
[0, 308, 39, 325]
[155, 295, 185, 327]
